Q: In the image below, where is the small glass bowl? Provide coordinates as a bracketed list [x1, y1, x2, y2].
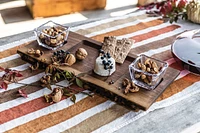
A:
[34, 20, 70, 50]
[129, 54, 168, 90]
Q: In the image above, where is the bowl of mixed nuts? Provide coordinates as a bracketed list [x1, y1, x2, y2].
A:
[34, 20, 70, 50]
[129, 54, 168, 90]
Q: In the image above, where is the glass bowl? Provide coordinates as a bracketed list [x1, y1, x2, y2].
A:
[34, 20, 70, 50]
[129, 54, 168, 90]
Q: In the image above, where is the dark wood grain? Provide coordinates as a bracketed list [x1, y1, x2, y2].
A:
[17, 31, 180, 110]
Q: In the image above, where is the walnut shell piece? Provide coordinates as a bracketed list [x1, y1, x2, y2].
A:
[64, 54, 76, 66]
[40, 75, 51, 84]
[27, 48, 35, 55]
[129, 81, 140, 93]
[124, 83, 131, 94]
[51, 88, 63, 103]
[75, 48, 88, 60]
[28, 48, 44, 57]
[129, 86, 140, 93]
[122, 78, 140, 94]
[35, 49, 44, 57]
[122, 78, 129, 87]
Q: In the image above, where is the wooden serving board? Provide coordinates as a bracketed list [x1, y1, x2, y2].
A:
[17, 31, 180, 110]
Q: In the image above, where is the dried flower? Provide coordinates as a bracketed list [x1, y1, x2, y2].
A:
[18, 89, 28, 98]
[0, 66, 23, 90]
[142, 0, 189, 23]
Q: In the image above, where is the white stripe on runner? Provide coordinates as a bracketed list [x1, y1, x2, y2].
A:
[0, 36, 36, 52]
[0, 72, 44, 93]
[117, 22, 172, 39]
[0, 80, 69, 112]
[0, 54, 20, 64]
[93, 81, 200, 133]
[39, 101, 115, 133]
[85, 17, 161, 38]
[0, 63, 30, 77]
[131, 28, 184, 48]
[70, 10, 146, 32]
[138, 45, 171, 57]
[0, 90, 90, 132]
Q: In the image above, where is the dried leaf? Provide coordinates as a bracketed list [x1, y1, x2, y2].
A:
[55, 72, 60, 79]
[49, 65, 53, 74]
[46, 84, 52, 90]
[45, 66, 49, 74]
[53, 76, 57, 82]
[44, 95, 50, 103]
[76, 72, 87, 78]
[70, 94, 76, 103]
[75, 78, 83, 88]
[63, 88, 70, 94]
[15, 72, 23, 77]
[65, 71, 73, 78]
[0, 82, 8, 90]
[18, 89, 28, 98]
[63, 88, 73, 96]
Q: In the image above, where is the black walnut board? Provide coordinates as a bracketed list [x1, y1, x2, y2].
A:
[17, 31, 180, 111]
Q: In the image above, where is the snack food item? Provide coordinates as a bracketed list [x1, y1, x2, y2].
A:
[102, 36, 117, 58]
[27, 48, 44, 57]
[75, 48, 88, 60]
[129, 54, 168, 90]
[134, 58, 160, 85]
[39, 26, 67, 47]
[102, 36, 134, 64]
[114, 38, 134, 64]
[94, 50, 116, 76]
[122, 78, 140, 94]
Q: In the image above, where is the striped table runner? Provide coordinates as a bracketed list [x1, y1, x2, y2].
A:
[0, 10, 199, 133]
